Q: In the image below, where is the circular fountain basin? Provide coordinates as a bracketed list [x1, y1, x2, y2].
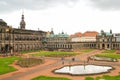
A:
[54, 65, 113, 75]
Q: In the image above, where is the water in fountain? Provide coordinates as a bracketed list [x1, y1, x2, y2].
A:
[54, 65, 113, 75]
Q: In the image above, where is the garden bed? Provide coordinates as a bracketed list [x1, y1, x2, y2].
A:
[16, 58, 44, 67]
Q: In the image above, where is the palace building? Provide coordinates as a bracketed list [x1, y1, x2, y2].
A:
[71, 31, 98, 50]
[71, 30, 120, 50]
[46, 29, 72, 51]
[0, 13, 46, 53]
[96, 30, 120, 50]
[0, 14, 120, 54]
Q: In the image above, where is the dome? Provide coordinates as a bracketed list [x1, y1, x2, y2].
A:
[57, 33, 69, 38]
[0, 19, 7, 26]
[49, 34, 55, 38]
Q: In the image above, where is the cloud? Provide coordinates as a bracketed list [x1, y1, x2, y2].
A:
[0, 0, 79, 13]
[90, 0, 120, 10]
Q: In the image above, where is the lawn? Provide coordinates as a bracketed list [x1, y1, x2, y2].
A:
[0, 56, 21, 75]
[32, 76, 71, 80]
[96, 53, 120, 59]
[80, 49, 95, 53]
[102, 50, 116, 53]
[21, 50, 41, 54]
[32, 51, 77, 57]
[95, 50, 120, 59]
[85, 74, 120, 80]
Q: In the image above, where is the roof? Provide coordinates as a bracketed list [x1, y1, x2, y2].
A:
[71, 31, 98, 37]
[98, 32, 112, 36]
[48, 32, 69, 38]
[82, 31, 98, 37]
[70, 32, 82, 37]
[0, 19, 6, 23]
[0, 19, 7, 25]
[75, 32, 82, 37]
[0, 19, 5, 22]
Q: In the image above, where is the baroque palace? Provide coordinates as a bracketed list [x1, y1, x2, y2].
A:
[0, 14, 120, 54]
[0, 14, 46, 53]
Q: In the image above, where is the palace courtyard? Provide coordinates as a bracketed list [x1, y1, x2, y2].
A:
[1, 49, 120, 80]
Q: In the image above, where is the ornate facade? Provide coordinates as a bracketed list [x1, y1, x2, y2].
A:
[72, 30, 120, 50]
[96, 30, 120, 50]
[71, 31, 98, 50]
[46, 30, 72, 51]
[0, 14, 120, 54]
[0, 14, 46, 54]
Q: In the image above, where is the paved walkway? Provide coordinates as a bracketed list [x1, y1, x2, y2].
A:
[1, 50, 120, 80]
[1, 61, 62, 80]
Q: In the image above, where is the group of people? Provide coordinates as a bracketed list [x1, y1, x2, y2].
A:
[61, 56, 90, 65]
[61, 57, 75, 65]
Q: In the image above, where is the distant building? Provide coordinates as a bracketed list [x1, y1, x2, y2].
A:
[71, 31, 98, 42]
[96, 30, 113, 49]
[46, 29, 120, 50]
[46, 29, 72, 51]
[71, 31, 98, 50]
[113, 33, 120, 42]
[1, 13, 120, 54]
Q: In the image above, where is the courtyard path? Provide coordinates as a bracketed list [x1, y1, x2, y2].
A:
[1, 50, 120, 80]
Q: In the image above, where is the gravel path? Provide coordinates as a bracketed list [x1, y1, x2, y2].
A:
[1, 50, 120, 80]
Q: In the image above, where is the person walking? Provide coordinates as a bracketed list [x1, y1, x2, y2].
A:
[61, 57, 65, 65]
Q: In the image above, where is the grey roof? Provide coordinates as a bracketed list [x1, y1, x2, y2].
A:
[0, 19, 6, 23]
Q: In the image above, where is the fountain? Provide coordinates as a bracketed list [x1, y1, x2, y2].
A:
[54, 64, 113, 75]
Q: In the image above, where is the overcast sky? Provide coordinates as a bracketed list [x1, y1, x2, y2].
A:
[1, 0, 120, 34]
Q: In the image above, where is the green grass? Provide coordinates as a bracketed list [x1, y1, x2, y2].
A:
[0, 57, 21, 75]
[32, 51, 77, 57]
[31, 76, 71, 80]
[85, 77, 94, 80]
[96, 53, 120, 59]
[85, 74, 120, 80]
[80, 49, 95, 53]
[95, 50, 120, 59]
[21, 50, 41, 54]
[102, 50, 116, 53]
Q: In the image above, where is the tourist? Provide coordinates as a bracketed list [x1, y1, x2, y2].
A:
[61, 57, 65, 65]
[61, 57, 64, 60]
[87, 57, 90, 63]
[72, 57, 75, 61]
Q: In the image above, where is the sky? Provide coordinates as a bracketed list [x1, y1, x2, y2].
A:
[1, 0, 120, 35]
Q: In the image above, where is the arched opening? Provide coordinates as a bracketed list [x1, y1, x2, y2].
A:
[107, 44, 110, 48]
[102, 44, 105, 49]
[5, 44, 9, 52]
